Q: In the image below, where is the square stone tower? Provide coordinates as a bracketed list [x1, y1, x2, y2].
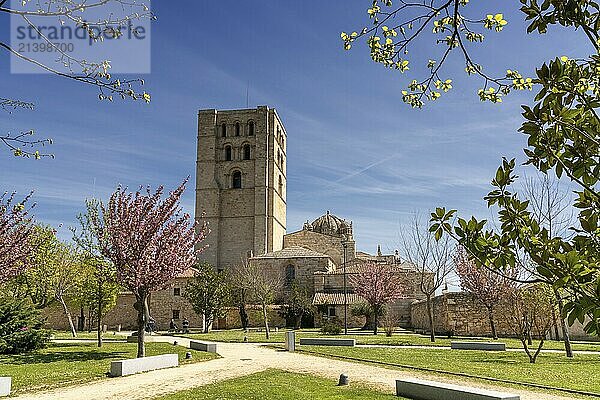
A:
[195, 106, 287, 271]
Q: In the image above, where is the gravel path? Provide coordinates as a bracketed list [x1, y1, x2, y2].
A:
[12, 336, 582, 400]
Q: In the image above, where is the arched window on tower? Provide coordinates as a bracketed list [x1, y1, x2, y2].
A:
[225, 145, 232, 161]
[278, 175, 283, 195]
[221, 123, 227, 137]
[243, 144, 251, 160]
[235, 122, 240, 136]
[232, 171, 242, 189]
[248, 121, 254, 136]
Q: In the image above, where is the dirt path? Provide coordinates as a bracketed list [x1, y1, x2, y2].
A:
[12, 337, 582, 400]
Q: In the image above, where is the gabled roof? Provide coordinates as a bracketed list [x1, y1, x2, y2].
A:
[252, 246, 331, 260]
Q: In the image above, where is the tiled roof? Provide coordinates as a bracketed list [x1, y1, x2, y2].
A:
[252, 246, 331, 259]
[175, 267, 198, 278]
[312, 292, 365, 305]
[322, 259, 419, 274]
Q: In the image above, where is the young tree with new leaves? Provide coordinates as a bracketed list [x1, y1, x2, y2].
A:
[72, 198, 120, 347]
[343, 0, 600, 336]
[89, 179, 207, 357]
[50, 243, 84, 338]
[454, 246, 516, 339]
[350, 262, 407, 335]
[280, 280, 314, 330]
[184, 262, 230, 333]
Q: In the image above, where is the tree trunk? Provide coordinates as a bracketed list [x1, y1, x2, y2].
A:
[487, 305, 498, 340]
[262, 303, 270, 339]
[134, 292, 149, 358]
[553, 290, 573, 358]
[58, 295, 77, 338]
[426, 295, 435, 342]
[551, 307, 560, 340]
[78, 307, 85, 331]
[294, 311, 303, 330]
[239, 303, 249, 331]
[373, 305, 379, 335]
[203, 312, 211, 333]
[87, 308, 93, 333]
[97, 284, 103, 348]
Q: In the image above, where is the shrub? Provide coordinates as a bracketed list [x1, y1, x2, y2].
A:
[320, 317, 343, 335]
[381, 307, 398, 337]
[0, 298, 51, 354]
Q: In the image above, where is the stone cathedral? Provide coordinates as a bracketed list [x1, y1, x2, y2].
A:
[195, 106, 427, 328]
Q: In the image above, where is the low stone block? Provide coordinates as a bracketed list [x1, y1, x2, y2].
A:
[396, 378, 520, 400]
[189, 340, 217, 353]
[110, 354, 179, 377]
[299, 338, 355, 347]
[451, 341, 506, 351]
[0, 377, 11, 397]
[285, 331, 296, 352]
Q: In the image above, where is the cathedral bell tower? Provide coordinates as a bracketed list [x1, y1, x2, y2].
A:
[195, 106, 287, 271]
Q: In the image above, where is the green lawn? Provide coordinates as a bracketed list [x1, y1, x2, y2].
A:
[298, 346, 600, 396]
[156, 369, 400, 400]
[51, 331, 126, 340]
[0, 341, 217, 394]
[173, 328, 600, 352]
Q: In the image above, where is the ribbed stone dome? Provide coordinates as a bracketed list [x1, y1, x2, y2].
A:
[311, 211, 351, 237]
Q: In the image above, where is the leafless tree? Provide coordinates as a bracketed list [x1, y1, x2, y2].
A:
[454, 246, 517, 339]
[1, 0, 153, 158]
[502, 284, 556, 363]
[400, 213, 454, 342]
[237, 261, 283, 339]
[521, 172, 576, 357]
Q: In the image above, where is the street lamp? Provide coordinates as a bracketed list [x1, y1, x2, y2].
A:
[343, 242, 348, 335]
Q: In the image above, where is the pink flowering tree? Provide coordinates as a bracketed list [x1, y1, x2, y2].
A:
[90, 179, 207, 357]
[350, 262, 407, 335]
[454, 246, 517, 339]
[0, 192, 35, 283]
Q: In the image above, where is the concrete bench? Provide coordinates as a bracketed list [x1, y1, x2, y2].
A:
[396, 378, 520, 400]
[189, 340, 218, 353]
[451, 341, 506, 351]
[0, 377, 10, 397]
[110, 354, 179, 377]
[299, 338, 355, 347]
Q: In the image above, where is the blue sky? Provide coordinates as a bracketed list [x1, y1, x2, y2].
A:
[0, 1, 590, 285]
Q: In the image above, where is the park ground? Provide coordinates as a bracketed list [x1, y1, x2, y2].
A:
[5, 329, 600, 399]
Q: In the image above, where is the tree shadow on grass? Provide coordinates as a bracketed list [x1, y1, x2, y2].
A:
[1, 348, 130, 365]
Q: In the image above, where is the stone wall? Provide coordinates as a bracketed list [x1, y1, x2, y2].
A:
[409, 292, 598, 340]
[42, 277, 203, 331]
[410, 292, 505, 337]
[250, 256, 333, 298]
[215, 305, 286, 329]
[284, 230, 348, 266]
